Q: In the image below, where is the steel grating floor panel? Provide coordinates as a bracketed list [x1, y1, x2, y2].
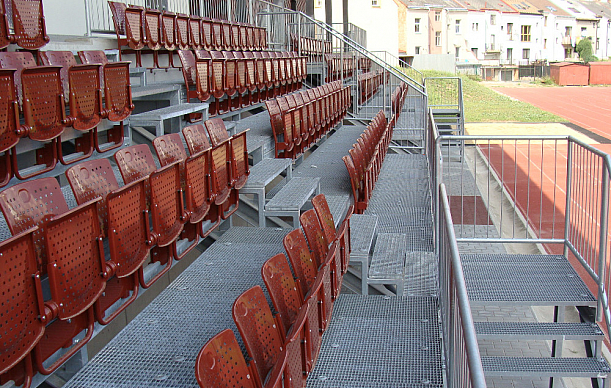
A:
[404, 251, 438, 296]
[350, 214, 378, 257]
[306, 295, 443, 388]
[481, 356, 611, 377]
[474, 321, 605, 340]
[64, 228, 287, 388]
[369, 233, 408, 279]
[462, 254, 597, 305]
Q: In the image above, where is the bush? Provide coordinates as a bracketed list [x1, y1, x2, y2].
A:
[539, 76, 555, 85]
[576, 39, 598, 63]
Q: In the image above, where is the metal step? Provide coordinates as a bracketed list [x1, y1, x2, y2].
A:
[368, 233, 408, 296]
[482, 356, 610, 378]
[475, 321, 605, 341]
[264, 177, 320, 227]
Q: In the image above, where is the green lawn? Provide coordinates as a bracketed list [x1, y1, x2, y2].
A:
[419, 70, 568, 123]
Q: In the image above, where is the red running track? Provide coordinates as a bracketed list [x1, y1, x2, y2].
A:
[494, 86, 611, 140]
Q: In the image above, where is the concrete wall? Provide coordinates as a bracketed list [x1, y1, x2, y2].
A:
[348, 0, 399, 56]
[413, 53, 456, 72]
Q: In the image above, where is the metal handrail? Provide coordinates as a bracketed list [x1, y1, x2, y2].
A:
[439, 182, 487, 388]
[434, 132, 611, 343]
[370, 50, 424, 86]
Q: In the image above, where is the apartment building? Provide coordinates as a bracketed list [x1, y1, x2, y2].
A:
[580, 0, 611, 59]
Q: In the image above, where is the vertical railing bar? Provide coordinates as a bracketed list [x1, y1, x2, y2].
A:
[552, 140, 558, 238]
[526, 140, 532, 239]
[513, 140, 518, 238]
[564, 141, 573, 258]
[598, 166, 609, 323]
[539, 141, 544, 236]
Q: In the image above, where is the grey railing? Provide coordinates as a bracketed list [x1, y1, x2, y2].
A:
[424, 76, 464, 114]
[439, 183, 487, 388]
[435, 133, 611, 343]
[330, 22, 367, 49]
[370, 50, 424, 86]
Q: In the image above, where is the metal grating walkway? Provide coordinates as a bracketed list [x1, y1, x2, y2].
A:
[306, 295, 443, 388]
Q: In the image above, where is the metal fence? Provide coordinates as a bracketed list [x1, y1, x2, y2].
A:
[518, 63, 550, 79]
[435, 134, 611, 339]
[424, 77, 463, 113]
[439, 183, 487, 388]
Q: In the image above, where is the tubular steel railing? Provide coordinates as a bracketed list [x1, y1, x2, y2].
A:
[434, 133, 611, 343]
[370, 50, 424, 86]
[439, 183, 487, 388]
[425, 76, 464, 115]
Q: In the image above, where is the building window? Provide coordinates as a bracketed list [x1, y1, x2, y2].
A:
[507, 48, 513, 62]
[455, 46, 460, 59]
[581, 27, 587, 37]
[455, 19, 461, 34]
[597, 38, 600, 49]
[472, 47, 478, 57]
[544, 16, 548, 26]
[523, 48, 530, 60]
[415, 46, 420, 54]
[435, 31, 441, 46]
[507, 23, 513, 36]
[415, 18, 420, 32]
[435, 11, 441, 21]
[565, 26, 571, 37]
[472, 22, 479, 31]
[521, 25, 531, 42]
[372, 0, 379, 6]
[490, 14, 496, 25]
[315, 0, 322, 7]
[544, 38, 547, 49]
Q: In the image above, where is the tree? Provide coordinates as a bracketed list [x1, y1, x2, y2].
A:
[576, 38, 598, 63]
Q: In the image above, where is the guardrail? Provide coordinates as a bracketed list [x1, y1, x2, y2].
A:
[424, 77, 463, 113]
[439, 182, 487, 388]
[435, 134, 611, 342]
[370, 50, 424, 86]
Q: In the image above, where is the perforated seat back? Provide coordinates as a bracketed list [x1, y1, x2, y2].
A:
[239, 24, 248, 51]
[185, 148, 211, 224]
[114, 144, 156, 184]
[231, 130, 249, 189]
[312, 194, 336, 244]
[39, 51, 78, 99]
[68, 64, 103, 132]
[196, 56, 211, 101]
[262, 253, 303, 333]
[124, 5, 145, 50]
[233, 51, 247, 92]
[210, 139, 232, 204]
[283, 228, 318, 297]
[211, 19, 223, 50]
[0, 69, 21, 154]
[108, 1, 127, 36]
[195, 329, 258, 388]
[246, 25, 255, 51]
[201, 17, 213, 50]
[300, 209, 329, 267]
[312, 260, 333, 330]
[161, 12, 177, 50]
[149, 162, 183, 247]
[178, 49, 197, 90]
[66, 158, 119, 235]
[182, 123, 211, 155]
[144, 9, 162, 50]
[232, 285, 284, 385]
[204, 117, 230, 147]
[209, 51, 225, 98]
[153, 133, 188, 167]
[11, 0, 49, 49]
[221, 21, 231, 50]
[45, 200, 106, 320]
[175, 14, 189, 50]
[230, 23, 240, 50]
[0, 51, 37, 103]
[106, 178, 149, 277]
[0, 228, 45, 375]
[188, 16, 202, 50]
[104, 62, 134, 122]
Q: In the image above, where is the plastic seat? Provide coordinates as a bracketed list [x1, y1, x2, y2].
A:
[38, 50, 78, 99]
[102, 61, 134, 152]
[342, 155, 366, 214]
[292, 93, 310, 151]
[209, 51, 228, 114]
[144, 9, 163, 68]
[0, 51, 37, 104]
[232, 285, 286, 385]
[77, 50, 109, 87]
[188, 15, 203, 50]
[14, 66, 66, 179]
[175, 13, 190, 50]
[35, 199, 110, 374]
[10, 0, 49, 49]
[108, 2, 143, 67]
[182, 123, 211, 155]
[299, 209, 329, 268]
[185, 145, 219, 239]
[209, 138, 238, 219]
[221, 51, 238, 110]
[238, 23, 248, 51]
[196, 329, 287, 388]
[204, 118, 250, 189]
[262, 253, 304, 333]
[161, 11, 178, 68]
[66, 159, 150, 324]
[211, 19, 223, 51]
[0, 228, 45, 388]
[221, 21, 232, 51]
[0, 69, 24, 187]
[115, 144, 186, 284]
[283, 228, 318, 298]
[200, 17, 213, 50]
[232, 51, 249, 107]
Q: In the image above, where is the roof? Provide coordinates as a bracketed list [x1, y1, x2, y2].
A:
[548, 0, 600, 19]
[502, 0, 543, 13]
[398, 0, 466, 9]
[451, 0, 517, 12]
[522, 0, 572, 16]
[551, 61, 589, 66]
[579, 0, 611, 19]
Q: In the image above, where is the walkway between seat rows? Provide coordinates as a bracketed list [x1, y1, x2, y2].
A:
[63, 118, 443, 388]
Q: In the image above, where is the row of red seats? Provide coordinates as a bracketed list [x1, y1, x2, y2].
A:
[0, 0, 49, 50]
[196, 194, 353, 388]
[390, 82, 409, 127]
[109, 1, 267, 68]
[179, 49, 307, 116]
[0, 118, 247, 388]
[358, 70, 384, 105]
[0, 51, 133, 185]
[325, 53, 355, 82]
[265, 81, 351, 159]
[343, 110, 393, 214]
[290, 33, 332, 61]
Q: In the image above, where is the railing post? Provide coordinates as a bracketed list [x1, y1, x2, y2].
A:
[564, 141, 573, 258]
[597, 166, 609, 323]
